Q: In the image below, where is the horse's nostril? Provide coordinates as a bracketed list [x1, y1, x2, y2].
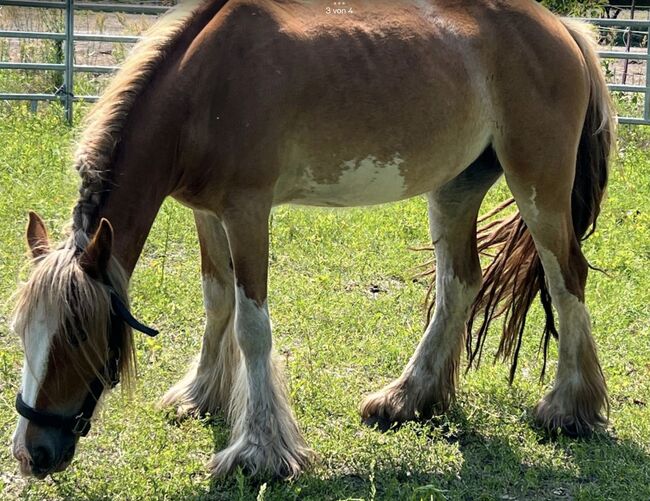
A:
[31, 445, 53, 472]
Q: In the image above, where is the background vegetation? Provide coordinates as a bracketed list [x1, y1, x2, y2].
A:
[539, 0, 606, 16]
[0, 1, 649, 500]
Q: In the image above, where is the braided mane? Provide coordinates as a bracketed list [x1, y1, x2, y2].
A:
[71, 0, 208, 241]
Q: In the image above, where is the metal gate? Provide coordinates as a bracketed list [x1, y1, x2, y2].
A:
[0, 0, 166, 123]
[584, 17, 650, 125]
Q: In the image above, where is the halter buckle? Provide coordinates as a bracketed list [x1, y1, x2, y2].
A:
[72, 414, 92, 437]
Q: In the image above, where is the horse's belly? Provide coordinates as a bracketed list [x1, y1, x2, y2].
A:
[289, 154, 410, 206]
[274, 127, 492, 207]
[274, 152, 452, 207]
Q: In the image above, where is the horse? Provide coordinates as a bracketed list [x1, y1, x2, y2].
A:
[11, 0, 614, 480]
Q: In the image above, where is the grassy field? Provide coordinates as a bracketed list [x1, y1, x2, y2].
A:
[0, 101, 649, 501]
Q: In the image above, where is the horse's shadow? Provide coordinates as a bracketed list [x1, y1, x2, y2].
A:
[166, 405, 650, 501]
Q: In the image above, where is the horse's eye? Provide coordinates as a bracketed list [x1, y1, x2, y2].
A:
[63, 318, 88, 346]
[65, 330, 80, 347]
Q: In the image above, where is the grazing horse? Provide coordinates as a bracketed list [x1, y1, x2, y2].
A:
[11, 0, 614, 479]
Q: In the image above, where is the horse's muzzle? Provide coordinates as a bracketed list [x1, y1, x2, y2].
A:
[15, 426, 77, 478]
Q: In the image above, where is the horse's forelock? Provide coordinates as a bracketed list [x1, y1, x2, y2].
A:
[14, 239, 135, 391]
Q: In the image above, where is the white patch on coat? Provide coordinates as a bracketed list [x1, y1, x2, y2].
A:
[234, 286, 271, 357]
[413, 0, 436, 17]
[422, 275, 476, 372]
[12, 417, 30, 475]
[537, 246, 592, 380]
[410, 240, 478, 379]
[513, 185, 541, 224]
[211, 286, 310, 476]
[293, 153, 407, 206]
[20, 303, 55, 407]
[202, 277, 231, 317]
[401, 194, 481, 385]
[536, 246, 564, 294]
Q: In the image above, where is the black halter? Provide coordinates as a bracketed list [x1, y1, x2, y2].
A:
[15, 288, 158, 437]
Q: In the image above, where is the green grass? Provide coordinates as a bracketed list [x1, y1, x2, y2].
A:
[0, 102, 649, 500]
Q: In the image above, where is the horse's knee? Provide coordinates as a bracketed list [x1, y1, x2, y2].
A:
[202, 275, 234, 319]
[234, 286, 272, 359]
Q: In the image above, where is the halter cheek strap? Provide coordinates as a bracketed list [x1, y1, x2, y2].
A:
[15, 287, 158, 437]
[110, 290, 158, 337]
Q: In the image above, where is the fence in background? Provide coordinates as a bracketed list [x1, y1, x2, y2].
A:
[0, 0, 166, 123]
[584, 17, 650, 125]
[0, 2, 649, 125]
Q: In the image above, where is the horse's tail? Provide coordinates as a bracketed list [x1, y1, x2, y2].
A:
[561, 18, 616, 237]
[463, 19, 615, 382]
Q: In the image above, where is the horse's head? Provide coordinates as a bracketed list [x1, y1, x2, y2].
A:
[11, 212, 137, 478]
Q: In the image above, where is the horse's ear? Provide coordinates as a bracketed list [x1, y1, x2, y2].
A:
[26, 211, 50, 258]
[79, 218, 113, 279]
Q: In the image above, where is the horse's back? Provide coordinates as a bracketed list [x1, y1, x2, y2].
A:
[172, 0, 590, 209]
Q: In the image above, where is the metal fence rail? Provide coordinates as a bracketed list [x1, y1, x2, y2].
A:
[0, 0, 165, 122]
[0, 4, 649, 125]
[582, 17, 650, 125]
[0, 0, 167, 15]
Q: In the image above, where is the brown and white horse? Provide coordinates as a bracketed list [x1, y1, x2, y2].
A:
[12, 0, 614, 479]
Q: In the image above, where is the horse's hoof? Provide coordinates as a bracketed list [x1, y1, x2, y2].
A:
[359, 386, 414, 432]
[209, 439, 312, 479]
[533, 397, 606, 438]
[362, 413, 397, 432]
[158, 389, 201, 421]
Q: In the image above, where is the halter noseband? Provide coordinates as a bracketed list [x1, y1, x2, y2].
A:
[15, 288, 158, 437]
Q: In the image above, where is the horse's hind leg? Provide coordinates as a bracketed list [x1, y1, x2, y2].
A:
[160, 211, 239, 417]
[496, 134, 608, 435]
[361, 150, 502, 428]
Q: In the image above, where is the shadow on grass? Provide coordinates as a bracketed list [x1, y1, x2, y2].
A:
[160, 408, 650, 501]
[35, 402, 650, 501]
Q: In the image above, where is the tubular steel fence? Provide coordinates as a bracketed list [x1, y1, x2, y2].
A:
[0, 2, 649, 125]
[0, 0, 166, 123]
[583, 17, 650, 125]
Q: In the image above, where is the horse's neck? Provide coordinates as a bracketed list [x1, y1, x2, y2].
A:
[76, 131, 179, 276]
[102, 172, 166, 275]
[71, 0, 233, 273]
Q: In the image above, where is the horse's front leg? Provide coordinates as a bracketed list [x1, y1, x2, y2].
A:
[361, 157, 501, 429]
[160, 211, 238, 418]
[210, 193, 312, 478]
